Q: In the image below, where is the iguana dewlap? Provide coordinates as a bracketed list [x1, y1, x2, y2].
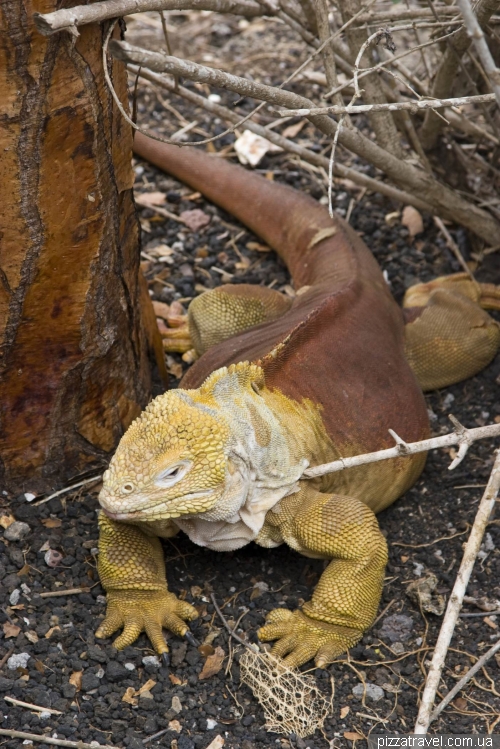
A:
[96, 132, 500, 668]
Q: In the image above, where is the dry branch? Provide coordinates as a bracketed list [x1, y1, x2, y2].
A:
[303, 417, 500, 478]
[130, 66, 435, 211]
[3, 696, 63, 715]
[456, 0, 500, 106]
[110, 40, 500, 243]
[419, 0, 500, 150]
[276, 92, 497, 117]
[33, 0, 265, 35]
[0, 728, 119, 749]
[414, 448, 500, 733]
[429, 638, 500, 723]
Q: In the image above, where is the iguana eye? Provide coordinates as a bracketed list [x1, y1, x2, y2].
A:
[121, 482, 135, 494]
[155, 461, 191, 488]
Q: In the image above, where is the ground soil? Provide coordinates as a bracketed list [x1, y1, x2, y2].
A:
[1, 10, 500, 749]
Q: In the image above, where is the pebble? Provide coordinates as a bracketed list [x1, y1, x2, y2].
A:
[378, 614, 414, 643]
[171, 696, 182, 714]
[81, 672, 100, 692]
[352, 683, 385, 702]
[7, 653, 30, 670]
[4, 521, 30, 541]
[142, 655, 161, 668]
[105, 661, 130, 682]
[9, 588, 20, 605]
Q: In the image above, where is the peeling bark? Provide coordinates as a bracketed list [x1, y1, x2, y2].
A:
[0, 1, 162, 493]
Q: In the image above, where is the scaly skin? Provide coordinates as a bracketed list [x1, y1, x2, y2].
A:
[95, 133, 500, 668]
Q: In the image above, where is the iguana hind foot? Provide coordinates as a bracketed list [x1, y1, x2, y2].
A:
[403, 273, 500, 391]
[188, 284, 292, 355]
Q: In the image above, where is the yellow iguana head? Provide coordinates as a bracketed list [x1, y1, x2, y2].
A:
[99, 385, 231, 522]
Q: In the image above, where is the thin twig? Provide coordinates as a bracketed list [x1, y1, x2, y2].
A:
[3, 696, 63, 715]
[32, 475, 102, 506]
[0, 728, 119, 749]
[131, 66, 435, 212]
[414, 449, 500, 733]
[455, 0, 500, 106]
[433, 216, 476, 280]
[39, 587, 91, 598]
[0, 648, 14, 669]
[111, 41, 500, 243]
[210, 593, 258, 652]
[275, 92, 497, 117]
[304, 416, 500, 479]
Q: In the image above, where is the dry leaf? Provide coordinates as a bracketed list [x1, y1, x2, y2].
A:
[454, 697, 468, 711]
[18, 564, 30, 576]
[246, 241, 270, 253]
[384, 211, 400, 226]
[205, 737, 224, 749]
[41, 518, 62, 528]
[122, 687, 138, 706]
[3, 621, 21, 638]
[34, 660, 45, 673]
[484, 616, 498, 629]
[401, 555, 409, 563]
[135, 191, 167, 208]
[344, 732, 364, 741]
[25, 630, 39, 644]
[0, 514, 16, 529]
[340, 706, 350, 719]
[401, 205, 424, 238]
[169, 674, 183, 686]
[137, 679, 156, 695]
[69, 671, 82, 691]
[45, 625, 61, 639]
[168, 720, 182, 732]
[180, 209, 211, 232]
[234, 130, 281, 167]
[190, 585, 203, 598]
[282, 120, 306, 139]
[198, 644, 215, 657]
[199, 646, 225, 680]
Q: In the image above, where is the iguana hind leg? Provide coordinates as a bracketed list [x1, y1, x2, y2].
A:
[403, 273, 500, 391]
[257, 484, 387, 668]
[188, 284, 292, 355]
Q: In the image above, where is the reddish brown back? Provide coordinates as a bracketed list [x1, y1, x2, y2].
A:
[134, 133, 429, 456]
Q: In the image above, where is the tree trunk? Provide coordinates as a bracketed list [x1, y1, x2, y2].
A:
[0, 2, 164, 494]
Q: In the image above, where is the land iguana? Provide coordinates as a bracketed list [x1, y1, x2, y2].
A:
[96, 131, 500, 668]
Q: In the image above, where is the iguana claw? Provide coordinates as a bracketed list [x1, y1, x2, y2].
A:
[184, 630, 199, 647]
[258, 608, 362, 669]
[96, 589, 198, 654]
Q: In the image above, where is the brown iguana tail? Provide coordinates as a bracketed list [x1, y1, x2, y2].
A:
[133, 132, 366, 289]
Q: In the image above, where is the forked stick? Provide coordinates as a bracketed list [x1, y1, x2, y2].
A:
[304, 416, 500, 478]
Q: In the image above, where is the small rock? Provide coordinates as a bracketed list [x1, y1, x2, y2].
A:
[142, 655, 161, 669]
[171, 642, 187, 667]
[378, 614, 414, 643]
[44, 549, 63, 568]
[206, 719, 218, 730]
[105, 661, 129, 683]
[0, 677, 14, 692]
[124, 662, 136, 671]
[139, 691, 156, 710]
[9, 589, 20, 605]
[392, 642, 406, 655]
[24, 493, 36, 502]
[407, 573, 445, 616]
[62, 683, 77, 699]
[442, 392, 455, 410]
[81, 671, 100, 692]
[171, 695, 182, 714]
[352, 682, 384, 702]
[4, 521, 30, 541]
[87, 645, 107, 663]
[39, 710, 51, 720]
[7, 653, 30, 670]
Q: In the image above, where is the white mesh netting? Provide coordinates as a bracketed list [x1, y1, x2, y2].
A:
[239, 649, 333, 738]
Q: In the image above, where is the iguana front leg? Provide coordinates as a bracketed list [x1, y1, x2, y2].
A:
[96, 514, 198, 655]
[257, 484, 387, 668]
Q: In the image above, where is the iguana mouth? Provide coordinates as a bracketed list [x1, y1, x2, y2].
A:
[100, 489, 216, 521]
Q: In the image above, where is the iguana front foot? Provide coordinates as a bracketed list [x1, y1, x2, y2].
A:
[258, 608, 362, 668]
[96, 589, 198, 654]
